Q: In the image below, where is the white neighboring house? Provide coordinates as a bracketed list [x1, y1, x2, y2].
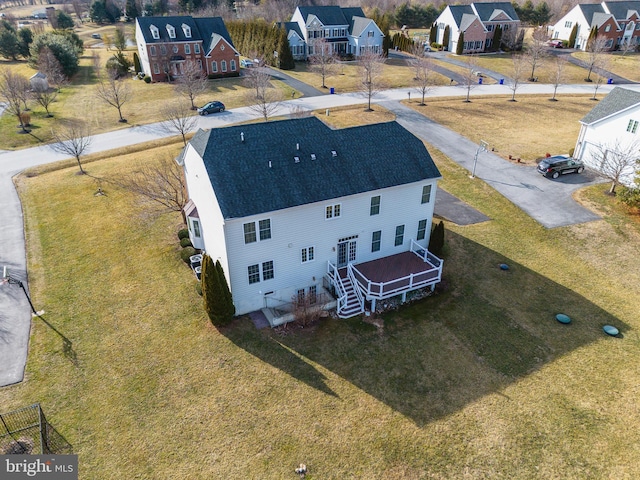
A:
[574, 86, 640, 187]
[179, 117, 443, 326]
[285, 6, 384, 59]
[551, 1, 640, 50]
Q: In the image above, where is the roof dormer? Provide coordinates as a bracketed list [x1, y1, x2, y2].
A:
[167, 24, 176, 39]
[150, 24, 159, 39]
[182, 23, 191, 38]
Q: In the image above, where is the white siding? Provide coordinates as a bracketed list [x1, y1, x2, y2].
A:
[223, 180, 438, 315]
[575, 108, 640, 187]
[136, 21, 152, 77]
[435, 7, 458, 50]
[182, 145, 231, 284]
[350, 20, 384, 56]
[551, 7, 588, 49]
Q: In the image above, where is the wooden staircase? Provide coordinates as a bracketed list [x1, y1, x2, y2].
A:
[338, 269, 364, 318]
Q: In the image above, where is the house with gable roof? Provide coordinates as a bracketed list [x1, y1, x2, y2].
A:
[551, 1, 640, 50]
[574, 87, 640, 187]
[179, 117, 443, 325]
[136, 16, 239, 82]
[434, 2, 520, 53]
[282, 5, 384, 60]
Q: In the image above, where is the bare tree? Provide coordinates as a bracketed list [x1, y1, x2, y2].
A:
[175, 60, 208, 110]
[308, 38, 339, 89]
[501, 25, 524, 51]
[585, 36, 608, 82]
[525, 27, 548, 81]
[95, 71, 132, 123]
[31, 76, 57, 117]
[508, 53, 526, 102]
[37, 46, 67, 89]
[0, 69, 30, 133]
[161, 101, 199, 146]
[589, 139, 640, 194]
[50, 122, 93, 174]
[549, 54, 568, 101]
[591, 53, 610, 100]
[459, 57, 478, 103]
[110, 154, 188, 214]
[410, 43, 434, 106]
[244, 61, 282, 122]
[358, 47, 385, 111]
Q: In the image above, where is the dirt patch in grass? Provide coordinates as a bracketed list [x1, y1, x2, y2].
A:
[312, 104, 396, 128]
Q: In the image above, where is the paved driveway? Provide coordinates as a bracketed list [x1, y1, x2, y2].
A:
[382, 101, 603, 228]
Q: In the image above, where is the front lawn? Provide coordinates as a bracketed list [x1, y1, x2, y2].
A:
[2, 110, 640, 477]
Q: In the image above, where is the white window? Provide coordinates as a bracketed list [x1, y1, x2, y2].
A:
[150, 25, 159, 39]
[197, 59, 202, 70]
[149, 45, 156, 56]
[243, 219, 271, 244]
[605, 25, 611, 32]
[153, 63, 159, 74]
[248, 264, 260, 284]
[370, 196, 380, 215]
[395, 225, 405, 246]
[371, 230, 381, 252]
[301, 246, 315, 263]
[173, 45, 179, 53]
[487, 24, 494, 31]
[417, 219, 427, 241]
[221, 60, 227, 72]
[308, 285, 317, 304]
[182, 24, 191, 38]
[565, 21, 572, 28]
[194, 43, 201, 53]
[627, 119, 639, 133]
[421, 185, 432, 204]
[211, 61, 218, 73]
[185, 44, 191, 54]
[167, 24, 176, 38]
[230, 59, 236, 71]
[325, 204, 341, 219]
[368, 31, 374, 37]
[248, 261, 274, 284]
[192, 219, 201, 237]
[160, 45, 167, 55]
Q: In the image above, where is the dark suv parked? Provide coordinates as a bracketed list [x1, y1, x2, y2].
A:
[537, 155, 585, 179]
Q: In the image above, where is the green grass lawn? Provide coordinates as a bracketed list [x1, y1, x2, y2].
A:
[406, 94, 597, 162]
[2, 97, 640, 478]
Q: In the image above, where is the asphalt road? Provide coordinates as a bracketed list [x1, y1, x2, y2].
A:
[1, 81, 638, 386]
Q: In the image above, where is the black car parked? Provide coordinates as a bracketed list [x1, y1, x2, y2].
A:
[537, 155, 585, 179]
[197, 101, 225, 115]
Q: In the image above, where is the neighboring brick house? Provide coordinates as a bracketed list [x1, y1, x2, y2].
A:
[179, 117, 443, 325]
[279, 6, 384, 60]
[551, 1, 640, 51]
[434, 2, 520, 53]
[136, 16, 239, 82]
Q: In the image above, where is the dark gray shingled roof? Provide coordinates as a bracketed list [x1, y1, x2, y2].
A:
[297, 6, 349, 26]
[580, 86, 640, 124]
[449, 5, 475, 27]
[472, 2, 519, 21]
[578, 4, 606, 25]
[191, 117, 441, 219]
[277, 21, 304, 39]
[603, 1, 640, 19]
[136, 16, 233, 46]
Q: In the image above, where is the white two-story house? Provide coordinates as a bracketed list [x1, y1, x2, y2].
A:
[284, 5, 384, 60]
[551, 1, 640, 50]
[574, 86, 640, 187]
[179, 117, 443, 325]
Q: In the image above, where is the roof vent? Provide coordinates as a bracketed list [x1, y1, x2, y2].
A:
[310, 154, 316, 160]
[241, 132, 244, 142]
[294, 156, 300, 163]
[268, 161, 272, 168]
[296, 143, 300, 151]
[331, 150, 337, 157]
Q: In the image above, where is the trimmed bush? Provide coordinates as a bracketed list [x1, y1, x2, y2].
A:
[618, 186, 640, 208]
[180, 237, 193, 248]
[180, 246, 196, 263]
[143, 75, 151, 83]
[428, 220, 445, 257]
[178, 228, 189, 240]
[202, 255, 235, 326]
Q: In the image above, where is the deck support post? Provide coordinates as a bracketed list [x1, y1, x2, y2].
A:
[401, 292, 407, 303]
[371, 298, 376, 312]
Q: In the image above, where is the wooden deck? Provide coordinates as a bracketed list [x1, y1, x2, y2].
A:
[339, 251, 441, 299]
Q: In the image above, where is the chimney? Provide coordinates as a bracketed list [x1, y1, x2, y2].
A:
[241, 132, 244, 142]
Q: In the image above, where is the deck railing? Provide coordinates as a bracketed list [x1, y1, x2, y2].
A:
[346, 264, 365, 307]
[349, 249, 443, 300]
[326, 261, 348, 313]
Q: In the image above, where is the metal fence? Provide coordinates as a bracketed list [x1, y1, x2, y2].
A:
[0, 403, 72, 455]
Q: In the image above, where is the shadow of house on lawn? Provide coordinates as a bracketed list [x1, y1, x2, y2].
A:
[224, 231, 627, 427]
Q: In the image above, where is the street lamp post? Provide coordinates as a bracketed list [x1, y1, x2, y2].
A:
[471, 140, 488, 179]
